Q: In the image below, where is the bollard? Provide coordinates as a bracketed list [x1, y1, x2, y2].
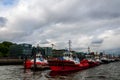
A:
[33, 52, 36, 71]
[24, 56, 27, 73]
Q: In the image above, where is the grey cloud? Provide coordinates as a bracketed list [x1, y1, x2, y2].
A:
[91, 39, 103, 44]
[0, 31, 25, 42]
[11, 0, 120, 33]
[114, 28, 120, 35]
[0, 0, 120, 51]
[90, 37, 104, 49]
[89, 12, 120, 20]
[0, 17, 7, 27]
[49, 0, 120, 23]
[39, 40, 50, 44]
[84, 0, 120, 20]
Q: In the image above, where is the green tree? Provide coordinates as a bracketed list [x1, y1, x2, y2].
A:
[0, 41, 14, 57]
[9, 45, 23, 57]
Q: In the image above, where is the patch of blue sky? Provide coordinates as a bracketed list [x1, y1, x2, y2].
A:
[0, 0, 18, 6]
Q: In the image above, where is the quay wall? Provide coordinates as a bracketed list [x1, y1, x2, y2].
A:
[0, 59, 24, 65]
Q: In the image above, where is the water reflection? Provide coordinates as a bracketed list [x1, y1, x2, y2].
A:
[0, 62, 120, 80]
[49, 70, 79, 77]
[23, 69, 49, 80]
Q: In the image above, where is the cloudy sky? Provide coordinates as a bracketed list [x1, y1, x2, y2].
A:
[0, 0, 120, 52]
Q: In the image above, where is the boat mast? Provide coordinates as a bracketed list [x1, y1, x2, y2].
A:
[88, 46, 91, 54]
[51, 43, 54, 49]
[68, 40, 72, 52]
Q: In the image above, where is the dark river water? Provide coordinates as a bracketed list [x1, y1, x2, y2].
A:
[0, 62, 120, 80]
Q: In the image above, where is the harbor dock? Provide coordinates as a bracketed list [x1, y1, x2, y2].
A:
[0, 59, 23, 65]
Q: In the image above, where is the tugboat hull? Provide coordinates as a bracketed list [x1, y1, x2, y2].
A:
[48, 60, 89, 71]
[24, 60, 48, 69]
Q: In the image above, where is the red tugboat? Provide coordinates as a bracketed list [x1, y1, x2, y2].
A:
[24, 53, 48, 69]
[48, 52, 90, 71]
[85, 47, 100, 67]
[48, 40, 89, 72]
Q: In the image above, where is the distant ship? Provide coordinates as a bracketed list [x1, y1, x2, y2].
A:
[85, 54, 100, 67]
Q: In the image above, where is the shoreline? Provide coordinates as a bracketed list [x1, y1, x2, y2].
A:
[0, 59, 24, 65]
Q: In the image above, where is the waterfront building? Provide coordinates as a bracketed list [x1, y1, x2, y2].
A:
[52, 49, 66, 57]
[35, 46, 52, 57]
[75, 52, 86, 60]
[9, 43, 32, 58]
[20, 43, 32, 56]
